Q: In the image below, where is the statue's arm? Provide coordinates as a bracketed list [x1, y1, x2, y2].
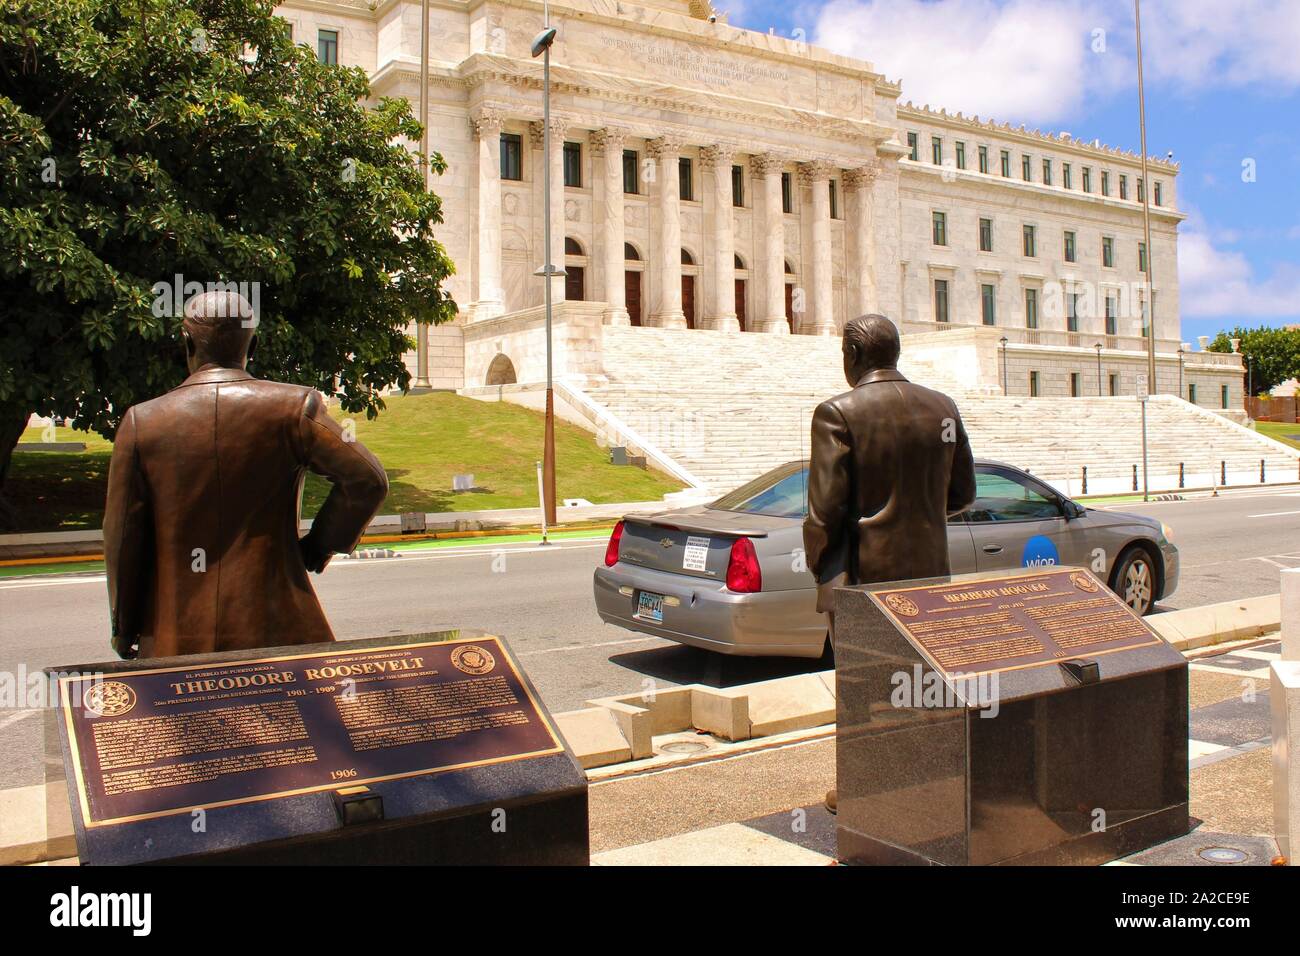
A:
[803, 400, 852, 578]
[103, 408, 149, 659]
[946, 408, 977, 516]
[297, 392, 389, 571]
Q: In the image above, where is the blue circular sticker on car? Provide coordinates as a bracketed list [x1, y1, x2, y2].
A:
[1022, 535, 1059, 568]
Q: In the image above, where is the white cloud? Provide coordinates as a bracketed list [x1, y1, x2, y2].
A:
[1179, 210, 1300, 318]
[807, 0, 1300, 125]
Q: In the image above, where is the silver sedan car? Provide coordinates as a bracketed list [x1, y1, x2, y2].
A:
[593, 459, 1179, 658]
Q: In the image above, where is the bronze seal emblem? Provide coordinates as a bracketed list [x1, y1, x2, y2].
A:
[451, 644, 496, 675]
[1070, 572, 1099, 593]
[884, 593, 920, 617]
[83, 680, 137, 718]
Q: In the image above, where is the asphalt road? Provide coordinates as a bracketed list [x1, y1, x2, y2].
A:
[2, 485, 1299, 789]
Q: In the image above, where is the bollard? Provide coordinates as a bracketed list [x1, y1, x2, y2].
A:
[1081, 465, 1087, 496]
[1178, 462, 1184, 489]
[1132, 464, 1138, 492]
[1221, 460, 1226, 485]
[1262, 459, 1267, 484]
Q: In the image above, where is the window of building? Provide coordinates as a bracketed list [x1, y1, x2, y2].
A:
[979, 217, 993, 252]
[1137, 178, 1145, 203]
[1102, 235, 1114, 268]
[1119, 174, 1128, 200]
[1022, 155, 1032, 181]
[317, 29, 338, 65]
[1101, 171, 1110, 196]
[1000, 150, 1011, 177]
[1140, 293, 1149, 337]
[1105, 293, 1118, 334]
[978, 145, 989, 174]
[1138, 241, 1147, 273]
[932, 136, 943, 165]
[1070, 372, 1081, 397]
[622, 149, 638, 194]
[1067, 292, 1079, 332]
[679, 156, 693, 201]
[563, 141, 582, 188]
[1108, 373, 1119, 396]
[781, 171, 793, 213]
[1188, 383, 1198, 404]
[1154, 181, 1163, 206]
[956, 142, 966, 170]
[1025, 287, 1039, 329]
[1063, 163, 1072, 189]
[1042, 158, 1052, 185]
[500, 133, 523, 181]
[981, 283, 996, 325]
[829, 180, 839, 219]
[1221, 384, 1229, 408]
[1064, 230, 1076, 263]
[932, 211, 947, 246]
[1082, 167, 1092, 192]
[907, 132, 919, 161]
[1030, 370, 1041, 397]
[731, 165, 745, 207]
[934, 279, 949, 323]
[1023, 223, 1036, 257]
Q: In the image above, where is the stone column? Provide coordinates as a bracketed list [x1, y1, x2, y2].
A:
[469, 108, 506, 320]
[801, 160, 836, 336]
[591, 127, 630, 325]
[531, 116, 570, 303]
[701, 145, 739, 332]
[648, 136, 686, 329]
[1284, 567, 1300, 661]
[751, 153, 787, 334]
[843, 161, 880, 319]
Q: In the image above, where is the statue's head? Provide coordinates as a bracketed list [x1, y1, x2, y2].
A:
[182, 290, 257, 374]
[842, 314, 901, 385]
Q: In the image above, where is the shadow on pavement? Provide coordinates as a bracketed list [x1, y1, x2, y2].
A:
[608, 642, 834, 690]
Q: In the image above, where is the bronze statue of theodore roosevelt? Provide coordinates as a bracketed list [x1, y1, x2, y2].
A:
[103, 291, 388, 660]
[804, 314, 977, 617]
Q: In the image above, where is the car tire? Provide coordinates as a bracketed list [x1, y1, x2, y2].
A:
[1111, 545, 1158, 616]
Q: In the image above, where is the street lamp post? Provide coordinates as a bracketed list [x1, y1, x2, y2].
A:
[1177, 343, 1186, 398]
[532, 18, 560, 536]
[1135, 0, 1158, 395]
[999, 336, 1009, 395]
[411, 0, 432, 391]
[1094, 342, 1103, 395]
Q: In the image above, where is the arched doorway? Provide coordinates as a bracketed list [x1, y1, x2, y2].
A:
[624, 242, 642, 327]
[681, 248, 697, 330]
[486, 353, 517, 386]
[734, 253, 748, 332]
[784, 259, 797, 333]
[564, 237, 586, 301]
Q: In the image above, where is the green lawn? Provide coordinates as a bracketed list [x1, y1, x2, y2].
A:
[5, 393, 682, 532]
[1254, 420, 1300, 451]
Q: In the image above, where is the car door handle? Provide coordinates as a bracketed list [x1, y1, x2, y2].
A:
[982, 545, 1004, 554]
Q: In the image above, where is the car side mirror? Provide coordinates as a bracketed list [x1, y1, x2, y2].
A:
[1063, 501, 1084, 520]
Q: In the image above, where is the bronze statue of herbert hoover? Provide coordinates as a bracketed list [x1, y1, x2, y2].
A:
[104, 290, 388, 660]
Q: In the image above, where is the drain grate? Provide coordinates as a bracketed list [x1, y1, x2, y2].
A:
[1198, 846, 1248, 864]
[659, 739, 711, 755]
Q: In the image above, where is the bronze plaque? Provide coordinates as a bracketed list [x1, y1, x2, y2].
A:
[870, 567, 1161, 676]
[57, 636, 563, 828]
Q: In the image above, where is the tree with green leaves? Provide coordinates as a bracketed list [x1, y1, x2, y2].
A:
[1207, 325, 1300, 397]
[0, 0, 456, 525]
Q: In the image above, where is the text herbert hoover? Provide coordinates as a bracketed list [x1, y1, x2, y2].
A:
[166, 657, 426, 695]
[942, 582, 1051, 603]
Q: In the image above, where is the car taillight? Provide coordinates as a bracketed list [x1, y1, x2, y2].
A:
[604, 521, 624, 567]
[726, 537, 762, 593]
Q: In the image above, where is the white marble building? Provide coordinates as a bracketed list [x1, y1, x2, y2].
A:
[275, 0, 1244, 407]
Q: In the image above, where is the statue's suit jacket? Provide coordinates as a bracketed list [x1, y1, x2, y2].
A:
[104, 366, 388, 658]
[803, 368, 977, 613]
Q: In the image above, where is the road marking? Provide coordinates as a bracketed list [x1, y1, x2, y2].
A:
[520, 636, 666, 657]
[1250, 556, 1294, 570]
[1247, 510, 1300, 518]
[0, 576, 107, 590]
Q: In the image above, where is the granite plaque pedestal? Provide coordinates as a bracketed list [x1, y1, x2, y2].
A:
[834, 567, 1189, 866]
[46, 631, 588, 865]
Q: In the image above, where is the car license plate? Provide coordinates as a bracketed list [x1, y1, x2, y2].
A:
[635, 590, 664, 624]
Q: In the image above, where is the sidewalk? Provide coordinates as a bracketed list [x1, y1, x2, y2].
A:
[589, 636, 1284, 866]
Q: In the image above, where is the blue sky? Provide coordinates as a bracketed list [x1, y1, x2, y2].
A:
[721, 0, 1300, 347]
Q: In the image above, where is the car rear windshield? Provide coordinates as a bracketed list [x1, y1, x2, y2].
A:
[711, 465, 809, 518]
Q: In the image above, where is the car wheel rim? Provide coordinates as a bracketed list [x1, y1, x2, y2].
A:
[1124, 560, 1152, 613]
